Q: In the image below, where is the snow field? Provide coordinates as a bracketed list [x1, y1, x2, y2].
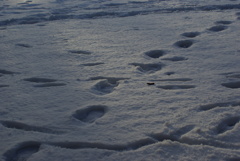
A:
[1, 1, 240, 160]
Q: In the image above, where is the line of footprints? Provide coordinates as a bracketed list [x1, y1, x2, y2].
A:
[2, 15, 240, 92]
[1, 13, 240, 161]
[2, 100, 240, 161]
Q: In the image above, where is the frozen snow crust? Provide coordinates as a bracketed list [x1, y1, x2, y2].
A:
[1, 0, 240, 160]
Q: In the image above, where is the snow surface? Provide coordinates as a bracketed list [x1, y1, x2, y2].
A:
[1, 0, 240, 160]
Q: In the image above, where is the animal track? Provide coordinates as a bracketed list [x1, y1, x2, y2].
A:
[215, 20, 232, 25]
[162, 56, 188, 61]
[216, 116, 240, 134]
[130, 63, 163, 73]
[157, 85, 195, 90]
[33, 83, 66, 87]
[0, 120, 62, 134]
[181, 32, 201, 38]
[144, 50, 166, 58]
[222, 81, 240, 89]
[72, 105, 107, 123]
[23, 77, 57, 83]
[208, 25, 228, 32]
[69, 50, 91, 55]
[174, 40, 194, 48]
[4, 141, 41, 161]
[199, 102, 240, 111]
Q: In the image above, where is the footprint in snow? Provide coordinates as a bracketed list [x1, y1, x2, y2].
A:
[92, 80, 118, 95]
[207, 25, 228, 32]
[162, 56, 188, 62]
[215, 20, 232, 25]
[130, 63, 164, 73]
[3, 141, 41, 161]
[216, 116, 240, 134]
[221, 81, 240, 89]
[174, 40, 194, 48]
[72, 105, 107, 123]
[16, 43, 32, 48]
[0, 85, 9, 88]
[181, 32, 201, 38]
[0, 69, 18, 75]
[23, 77, 66, 88]
[69, 50, 92, 55]
[23, 77, 57, 83]
[81, 62, 104, 66]
[157, 85, 195, 90]
[144, 50, 166, 58]
[150, 78, 192, 82]
[90, 77, 128, 95]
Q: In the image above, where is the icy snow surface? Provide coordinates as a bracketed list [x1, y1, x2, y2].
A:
[1, 0, 240, 160]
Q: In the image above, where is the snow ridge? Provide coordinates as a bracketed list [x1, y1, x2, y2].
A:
[1, 3, 240, 26]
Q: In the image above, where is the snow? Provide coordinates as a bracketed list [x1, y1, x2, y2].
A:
[1, 0, 240, 160]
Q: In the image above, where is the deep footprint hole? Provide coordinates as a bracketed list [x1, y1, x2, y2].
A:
[181, 32, 201, 38]
[144, 50, 166, 58]
[162, 56, 188, 62]
[69, 50, 91, 55]
[208, 25, 228, 32]
[174, 40, 194, 48]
